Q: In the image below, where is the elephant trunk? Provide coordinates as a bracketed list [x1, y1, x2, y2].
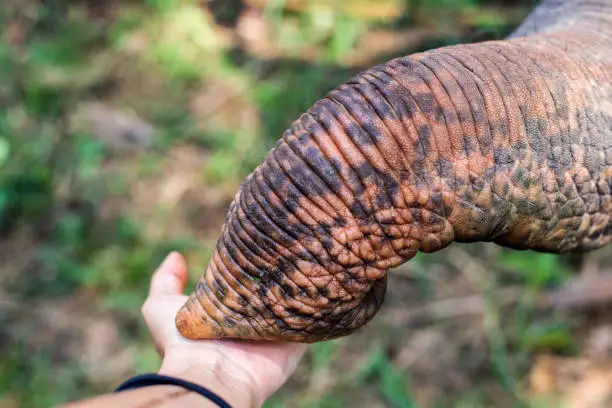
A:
[176, 0, 612, 342]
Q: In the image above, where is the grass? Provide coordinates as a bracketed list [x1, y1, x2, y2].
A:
[0, 1, 586, 407]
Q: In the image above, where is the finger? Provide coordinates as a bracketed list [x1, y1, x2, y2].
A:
[142, 297, 187, 354]
[149, 252, 188, 297]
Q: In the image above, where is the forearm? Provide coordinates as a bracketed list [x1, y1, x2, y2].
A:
[61, 385, 213, 408]
[61, 366, 254, 408]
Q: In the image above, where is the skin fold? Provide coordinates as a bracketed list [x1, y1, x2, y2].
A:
[176, 0, 612, 343]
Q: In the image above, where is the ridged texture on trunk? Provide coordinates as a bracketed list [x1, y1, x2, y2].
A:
[176, 0, 612, 342]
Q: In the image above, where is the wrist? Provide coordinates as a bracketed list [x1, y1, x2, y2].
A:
[159, 347, 257, 408]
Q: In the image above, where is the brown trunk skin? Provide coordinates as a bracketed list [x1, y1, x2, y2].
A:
[176, 1, 612, 343]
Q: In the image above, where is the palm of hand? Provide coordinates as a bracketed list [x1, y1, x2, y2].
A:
[142, 253, 306, 406]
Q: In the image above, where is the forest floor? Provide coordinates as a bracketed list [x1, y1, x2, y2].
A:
[3, 1, 612, 407]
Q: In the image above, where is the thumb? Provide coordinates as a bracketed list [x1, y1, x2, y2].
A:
[149, 252, 188, 296]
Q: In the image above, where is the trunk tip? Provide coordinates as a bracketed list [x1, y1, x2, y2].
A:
[175, 293, 269, 341]
[175, 295, 220, 340]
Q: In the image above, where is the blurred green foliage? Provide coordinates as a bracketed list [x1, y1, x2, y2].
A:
[356, 347, 417, 408]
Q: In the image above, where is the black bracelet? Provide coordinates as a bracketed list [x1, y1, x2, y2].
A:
[115, 373, 233, 408]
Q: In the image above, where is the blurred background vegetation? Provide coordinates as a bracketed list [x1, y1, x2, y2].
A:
[5, 0, 612, 407]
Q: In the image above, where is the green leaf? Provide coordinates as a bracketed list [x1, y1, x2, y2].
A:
[498, 251, 570, 289]
[310, 340, 340, 371]
[146, 0, 180, 13]
[520, 320, 575, 352]
[379, 362, 415, 408]
[0, 189, 7, 214]
[327, 14, 364, 61]
[0, 137, 10, 167]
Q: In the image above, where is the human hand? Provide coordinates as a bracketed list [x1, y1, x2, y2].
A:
[142, 252, 307, 407]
